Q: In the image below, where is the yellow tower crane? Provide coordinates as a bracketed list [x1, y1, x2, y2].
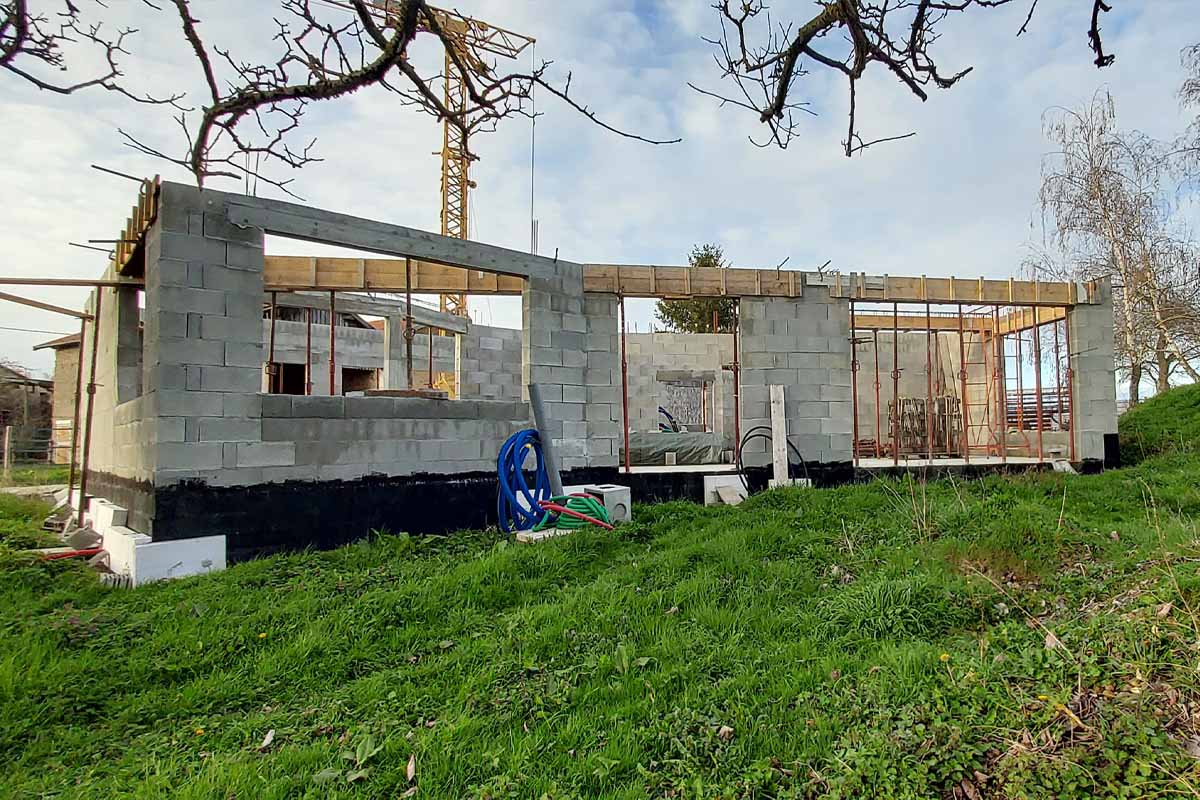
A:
[362, 2, 534, 317]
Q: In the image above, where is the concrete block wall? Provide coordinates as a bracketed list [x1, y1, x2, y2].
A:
[625, 332, 734, 448]
[521, 263, 593, 470]
[583, 293, 621, 468]
[260, 395, 530, 479]
[455, 323, 522, 401]
[81, 283, 154, 484]
[141, 182, 271, 489]
[1069, 279, 1118, 462]
[739, 283, 853, 466]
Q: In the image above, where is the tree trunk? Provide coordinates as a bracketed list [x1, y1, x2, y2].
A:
[1155, 333, 1171, 394]
[1128, 362, 1141, 405]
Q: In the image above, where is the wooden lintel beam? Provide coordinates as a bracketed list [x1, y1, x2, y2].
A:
[263, 254, 1091, 307]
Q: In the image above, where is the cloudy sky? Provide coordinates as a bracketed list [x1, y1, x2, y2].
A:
[1, 0, 1197, 376]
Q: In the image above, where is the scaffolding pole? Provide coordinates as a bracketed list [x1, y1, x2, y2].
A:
[994, 307, 1007, 463]
[619, 295, 631, 474]
[892, 303, 900, 466]
[1065, 309, 1076, 463]
[66, 314, 87, 494]
[850, 301, 859, 467]
[305, 307, 313, 395]
[925, 303, 933, 460]
[956, 304, 970, 463]
[77, 289, 103, 527]
[872, 329, 881, 459]
[1032, 306, 1045, 461]
[328, 291, 336, 395]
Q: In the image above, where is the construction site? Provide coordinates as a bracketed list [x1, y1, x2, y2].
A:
[13, 1, 1200, 797]
[0, 173, 1118, 581]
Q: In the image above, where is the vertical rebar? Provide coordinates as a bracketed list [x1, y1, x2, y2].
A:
[428, 326, 434, 389]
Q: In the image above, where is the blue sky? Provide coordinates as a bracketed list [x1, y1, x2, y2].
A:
[0, 0, 1196, 374]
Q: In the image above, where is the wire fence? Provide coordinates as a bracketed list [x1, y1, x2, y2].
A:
[1, 425, 69, 471]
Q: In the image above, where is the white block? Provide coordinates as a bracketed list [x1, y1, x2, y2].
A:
[703, 475, 746, 506]
[586, 484, 631, 524]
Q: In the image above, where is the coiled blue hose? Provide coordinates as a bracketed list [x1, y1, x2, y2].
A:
[496, 429, 551, 533]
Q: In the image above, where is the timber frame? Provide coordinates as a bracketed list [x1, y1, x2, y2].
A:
[261, 256, 1099, 308]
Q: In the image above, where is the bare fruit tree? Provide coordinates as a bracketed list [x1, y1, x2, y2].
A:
[695, 0, 1117, 155]
[1033, 91, 1199, 402]
[2, 0, 677, 194]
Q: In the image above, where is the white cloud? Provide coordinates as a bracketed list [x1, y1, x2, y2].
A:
[0, 0, 1197, 367]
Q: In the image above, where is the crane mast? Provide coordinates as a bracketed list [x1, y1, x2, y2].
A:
[363, 2, 534, 318]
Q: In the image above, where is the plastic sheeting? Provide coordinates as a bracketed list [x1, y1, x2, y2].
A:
[620, 431, 723, 466]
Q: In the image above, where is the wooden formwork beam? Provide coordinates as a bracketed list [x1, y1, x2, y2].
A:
[262, 254, 1094, 306]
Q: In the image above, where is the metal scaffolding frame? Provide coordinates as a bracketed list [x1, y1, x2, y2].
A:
[850, 301, 1074, 466]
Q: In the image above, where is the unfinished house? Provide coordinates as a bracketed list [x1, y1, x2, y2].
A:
[38, 180, 1116, 582]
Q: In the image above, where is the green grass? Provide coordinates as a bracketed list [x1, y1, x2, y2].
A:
[0, 493, 56, 550]
[0, 397, 1198, 798]
[1119, 383, 1200, 464]
[0, 461, 70, 487]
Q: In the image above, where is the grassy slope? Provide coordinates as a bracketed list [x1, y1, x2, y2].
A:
[1119, 383, 1200, 464]
[1, 409, 1199, 797]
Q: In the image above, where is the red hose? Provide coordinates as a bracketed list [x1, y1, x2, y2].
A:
[41, 548, 103, 561]
[537, 501, 615, 531]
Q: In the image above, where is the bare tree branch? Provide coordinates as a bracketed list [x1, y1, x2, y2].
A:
[699, 0, 1118, 156]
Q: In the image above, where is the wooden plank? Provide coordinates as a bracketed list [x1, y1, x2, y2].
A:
[770, 385, 788, 488]
[0, 290, 93, 320]
[262, 253, 1091, 305]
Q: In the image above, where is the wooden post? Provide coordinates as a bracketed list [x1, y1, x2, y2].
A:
[528, 384, 565, 497]
[2, 425, 11, 481]
[769, 385, 788, 486]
